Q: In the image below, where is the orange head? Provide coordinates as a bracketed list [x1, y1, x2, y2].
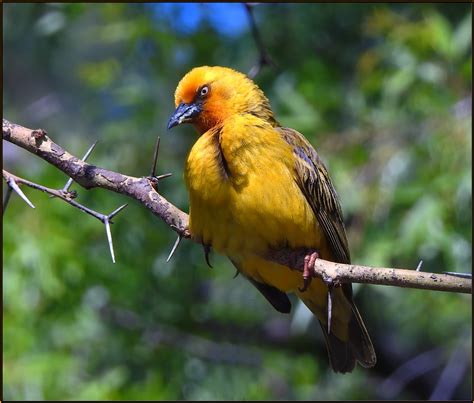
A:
[167, 66, 277, 134]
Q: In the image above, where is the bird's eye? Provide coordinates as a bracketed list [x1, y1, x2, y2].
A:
[199, 85, 210, 97]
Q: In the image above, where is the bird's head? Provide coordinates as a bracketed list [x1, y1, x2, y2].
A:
[168, 66, 277, 134]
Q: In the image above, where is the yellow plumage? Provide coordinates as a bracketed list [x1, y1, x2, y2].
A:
[168, 66, 376, 372]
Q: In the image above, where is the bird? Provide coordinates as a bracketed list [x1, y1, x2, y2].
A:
[167, 66, 376, 373]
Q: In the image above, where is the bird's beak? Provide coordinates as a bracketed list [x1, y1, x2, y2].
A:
[167, 102, 202, 130]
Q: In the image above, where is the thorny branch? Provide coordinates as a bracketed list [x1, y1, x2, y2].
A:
[3, 119, 472, 294]
[2, 168, 128, 263]
[3, 119, 189, 237]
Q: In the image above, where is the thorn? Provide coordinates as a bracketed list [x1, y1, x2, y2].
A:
[166, 235, 182, 262]
[233, 268, 240, 279]
[82, 140, 99, 161]
[203, 244, 213, 268]
[155, 173, 173, 181]
[63, 140, 98, 192]
[8, 178, 35, 209]
[150, 136, 161, 178]
[101, 203, 127, 263]
[108, 203, 128, 220]
[416, 260, 423, 271]
[3, 185, 13, 215]
[104, 218, 115, 263]
[327, 286, 333, 334]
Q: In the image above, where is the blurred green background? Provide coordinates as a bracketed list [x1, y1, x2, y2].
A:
[3, 3, 472, 400]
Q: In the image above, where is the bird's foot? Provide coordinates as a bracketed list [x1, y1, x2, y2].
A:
[298, 251, 320, 292]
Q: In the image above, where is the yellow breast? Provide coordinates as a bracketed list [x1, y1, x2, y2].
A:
[184, 115, 325, 271]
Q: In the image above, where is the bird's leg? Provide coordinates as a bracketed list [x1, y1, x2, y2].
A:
[298, 251, 319, 292]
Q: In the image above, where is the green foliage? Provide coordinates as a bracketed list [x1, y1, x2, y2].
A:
[3, 3, 471, 400]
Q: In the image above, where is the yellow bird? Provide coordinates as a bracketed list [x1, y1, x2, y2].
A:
[168, 66, 376, 373]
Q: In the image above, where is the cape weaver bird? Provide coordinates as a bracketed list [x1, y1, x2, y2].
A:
[168, 66, 376, 373]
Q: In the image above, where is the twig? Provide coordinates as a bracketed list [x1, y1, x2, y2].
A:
[430, 339, 470, 400]
[4, 169, 97, 220]
[268, 247, 471, 294]
[377, 347, 444, 399]
[3, 119, 190, 238]
[245, 3, 276, 79]
[3, 119, 472, 294]
[2, 169, 127, 263]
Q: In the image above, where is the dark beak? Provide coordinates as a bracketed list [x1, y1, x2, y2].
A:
[167, 102, 202, 130]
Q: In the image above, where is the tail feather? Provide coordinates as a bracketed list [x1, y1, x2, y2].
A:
[297, 280, 376, 373]
[348, 302, 377, 368]
[318, 302, 376, 373]
[319, 320, 356, 373]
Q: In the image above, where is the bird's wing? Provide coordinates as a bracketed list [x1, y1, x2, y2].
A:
[230, 259, 292, 313]
[276, 127, 351, 264]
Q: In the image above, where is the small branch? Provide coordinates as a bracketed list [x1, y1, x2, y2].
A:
[430, 339, 470, 400]
[3, 119, 472, 294]
[4, 169, 99, 220]
[267, 247, 471, 294]
[3, 168, 127, 263]
[377, 347, 444, 399]
[3, 119, 190, 238]
[245, 3, 276, 79]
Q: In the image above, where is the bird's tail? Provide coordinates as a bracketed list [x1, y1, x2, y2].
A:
[296, 279, 376, 373]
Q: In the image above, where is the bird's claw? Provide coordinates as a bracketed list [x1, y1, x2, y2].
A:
[298, 251, 319, 292]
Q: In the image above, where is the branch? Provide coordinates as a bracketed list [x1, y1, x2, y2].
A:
[3, 119, 472, 294]
[2, 168, 128, 263]
[2, 119, 190, 238]
[268, 247, 471, 294]
[245, 3, 277, 79]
